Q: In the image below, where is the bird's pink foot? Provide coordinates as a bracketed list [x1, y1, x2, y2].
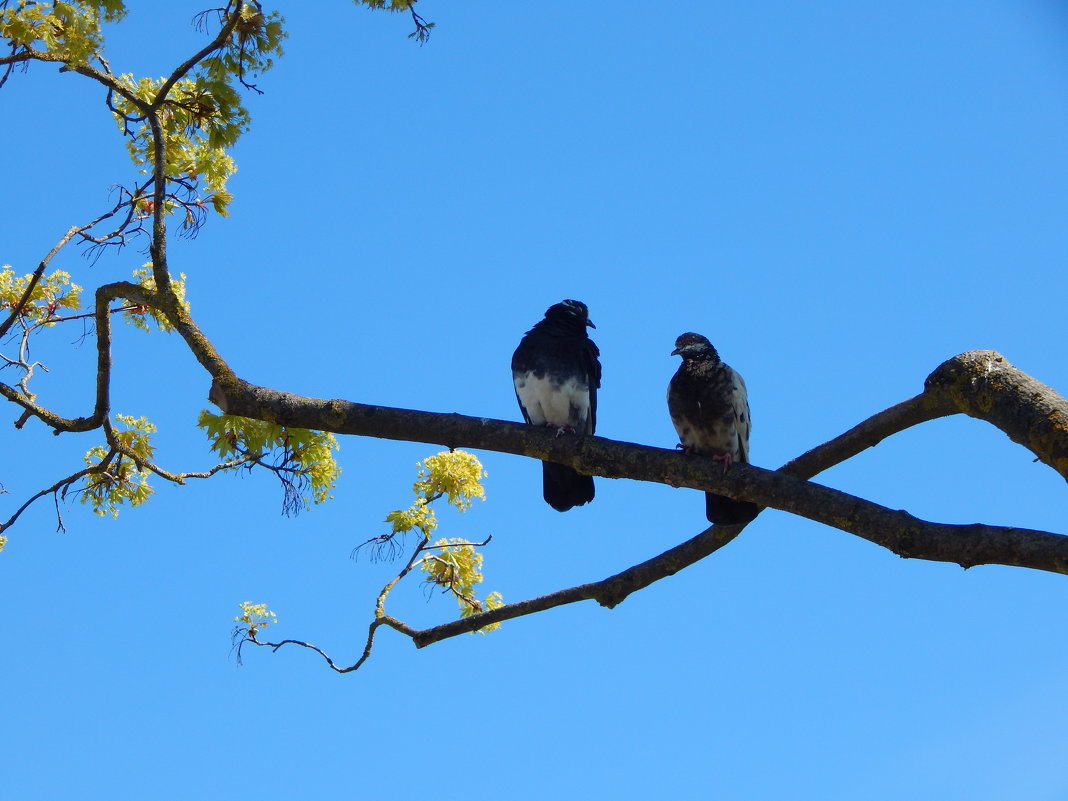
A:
[711, 452, 733, 473]
[546, 423, 577, 437]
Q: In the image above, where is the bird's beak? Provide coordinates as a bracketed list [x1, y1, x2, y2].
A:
[586, 319, 596, 329]
[670, 346, 681, 356]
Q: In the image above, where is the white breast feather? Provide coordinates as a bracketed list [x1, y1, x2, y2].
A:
[514, 373, 590, 430]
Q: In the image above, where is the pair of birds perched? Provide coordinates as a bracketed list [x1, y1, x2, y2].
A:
[511, 299, 759, 525]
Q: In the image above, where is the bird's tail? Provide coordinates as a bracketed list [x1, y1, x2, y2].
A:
[706, 492, 759, 526]
[542, 462, 595, 512]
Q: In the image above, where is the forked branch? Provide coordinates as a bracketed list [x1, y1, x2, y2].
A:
[225, 349, 1068, 667]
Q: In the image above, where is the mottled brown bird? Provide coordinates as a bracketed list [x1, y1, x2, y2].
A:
[668, 332, 758, 525]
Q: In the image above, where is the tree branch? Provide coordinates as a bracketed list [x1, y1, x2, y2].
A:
[210, 350, 1068, 583]
[1, 281, 157, 433]
[248, 531, 432, 672]
[0, 455, 115, 534]
[409, 522, 742, 647]
[778, 392, 958, 480]
[156, 7, 244, 106]
[0, 203, 131, 341]
[924, 350, 1068, 480]
[0, 264, 44, 342]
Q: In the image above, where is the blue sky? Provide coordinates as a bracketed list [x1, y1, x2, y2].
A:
[3, 2, 1068, 798]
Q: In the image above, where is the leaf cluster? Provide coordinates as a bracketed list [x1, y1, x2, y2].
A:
[354, 0, 417, 11]
[112, 74, 241, 210]
[80, 413, 156, 517]
[104, 5, 284, 220]
[413, 449, 487, 510]
[1, 1, 126, 67]
[382, 450, 486, 540]
[0, 265, 81, 328]
[379, 450, 500, 630]
[202, 3, 285, 92]
[421, 538, 503, 632]
[234, 601, 276, 635]
[122, 267, 188, 332]
[198, 411, 341, 512]
[350, 0, 434, 43]
[384, 498, 436, 537]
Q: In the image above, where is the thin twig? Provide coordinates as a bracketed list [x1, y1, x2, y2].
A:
[0, 456, 115, 534]
[156, 7, 244, 106]
[420, 534, 493, 550]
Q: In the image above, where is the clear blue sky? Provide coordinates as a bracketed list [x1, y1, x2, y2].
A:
[3, 2, 1068, 799]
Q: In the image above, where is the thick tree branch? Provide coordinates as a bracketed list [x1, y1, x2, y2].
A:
[0, 50, 33, 69]
[210, 349, 1068, 583]
[265, 425, 1068, 653]
[2, 281, 156, 433]
[924, 350, 1068, 481]
[775, 351, 1068, 482]
[403, 476, 1068, 646]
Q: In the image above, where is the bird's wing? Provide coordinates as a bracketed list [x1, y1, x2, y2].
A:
[729, 368, 751, 463]
[513, 385, 534, 424]
[582, 337, 600, 435]
[511, 339, 537, 425]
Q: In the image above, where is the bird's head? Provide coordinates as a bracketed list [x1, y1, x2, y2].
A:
[545, 299, 595, 329]
[671, 332, 719, 361]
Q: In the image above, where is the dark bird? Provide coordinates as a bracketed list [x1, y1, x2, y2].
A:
[668, 332, 759, 525]
[512, 299, 601, 511]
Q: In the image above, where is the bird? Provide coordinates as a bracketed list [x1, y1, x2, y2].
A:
[667, 332, 759, 526]
[512, 299, 601, 511]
